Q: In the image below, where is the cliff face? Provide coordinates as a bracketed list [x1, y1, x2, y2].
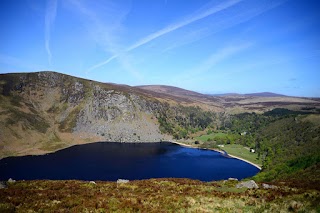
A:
[1, 71, 320, 158]
[72, 85, 164, 142]
[0, 72, 171, 158]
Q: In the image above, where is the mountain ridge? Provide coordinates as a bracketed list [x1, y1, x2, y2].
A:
[209, 92, 286, 97]
[1, 71, 320, 158]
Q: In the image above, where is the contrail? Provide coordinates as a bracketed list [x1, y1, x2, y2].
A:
[88, 0, 243, 72]
[45, 0, 58, 66]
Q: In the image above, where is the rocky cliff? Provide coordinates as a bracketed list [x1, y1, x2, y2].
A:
[1, 71, 320, 158]
[0, 72, 172, 158]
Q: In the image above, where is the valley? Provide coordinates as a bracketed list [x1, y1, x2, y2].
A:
[0, 71, 320, 211]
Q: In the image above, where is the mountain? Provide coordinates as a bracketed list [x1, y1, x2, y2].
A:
[1, 71, 320, 158]
[244, 92, 286, 97]
[135, 85, 223, 110]
[1, 71, 319, 212]
[210, 92, 286, 97]
[136, 85, 205, 97]
[209, 93, 241, 96]
[0, 72, 173, 158]
[136, 85, 320, 113]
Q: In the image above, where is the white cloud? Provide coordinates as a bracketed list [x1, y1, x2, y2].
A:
[88, 0, 288, 72]
[184, 42, 254, 79]
[164, 0, 289, 53]
[127, 0, 243, 52]
[66, 0, 142, 79]
[163, 42, 253, 89]
[88, 0, 243, 71]
[45, 0, 58, 66]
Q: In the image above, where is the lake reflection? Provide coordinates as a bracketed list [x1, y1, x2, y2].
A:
[0, 142, 259, 181]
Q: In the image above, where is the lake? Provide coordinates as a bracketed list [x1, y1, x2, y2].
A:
[0, 142, 259, 181]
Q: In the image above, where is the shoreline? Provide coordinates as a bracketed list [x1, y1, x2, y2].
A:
[2, 140, 261, 170]
[224, 153, 262, 170]
[169, 140, 262, 170]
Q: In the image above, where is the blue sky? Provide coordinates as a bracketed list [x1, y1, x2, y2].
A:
[1, 0, 319, 97]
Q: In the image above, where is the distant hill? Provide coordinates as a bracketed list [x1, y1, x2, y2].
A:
[1, 71, 320, 207]
[136, 85, 205, 97]
[1, 71, 320, 158]
[135, 85, 223, 110]
[208, 93, 241, 97]
[210, 92, 286, 97]
[244, 92, 286, 97]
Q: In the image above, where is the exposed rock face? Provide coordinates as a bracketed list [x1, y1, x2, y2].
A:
[236, 180, 259, 189]
[0, 181, 7, 189]
[262, 183, 278, 189]
[117, 179, 129, 184]
[73, 85, 164, 142]
[7, 178, 16, 183]
[2, 71, 319, 158]
[228, 178, 238, 181]
[0, 71, 171, 158]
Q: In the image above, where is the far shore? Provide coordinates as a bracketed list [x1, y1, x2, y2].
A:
[169, 140, 262, 170]
[2, 140, 262, 170]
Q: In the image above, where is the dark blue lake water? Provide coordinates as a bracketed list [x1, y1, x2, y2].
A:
[0, 142, 259, 181]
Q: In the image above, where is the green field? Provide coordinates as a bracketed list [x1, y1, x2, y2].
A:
[196, 132, 227, 142]
[222, 144, 262, 167]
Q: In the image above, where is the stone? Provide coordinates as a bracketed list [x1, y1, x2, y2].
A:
[228, 178, 238, 181]
[117, 179, 129, 184]
[262, 183, 277, 189]
[7, 178, 16, 183]
[236, 180, 259, 189]
[0, 181, 7, 189]
[89, 181, 96, 184]
[289, 200, 303, 211]
[52, 200, 61, 205]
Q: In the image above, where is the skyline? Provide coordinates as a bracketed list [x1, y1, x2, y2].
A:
[1, 0, 319, 97]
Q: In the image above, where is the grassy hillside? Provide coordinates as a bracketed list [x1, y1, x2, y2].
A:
[0, 179, 319, 212]
[0, 72, 172, 158]
[253, 114, 320, 182]
[1, 72, 320, 212]
[1, 71, 320, 158]
[220, 144, 262, 167]
[184, 109, 320, 185]
[1, 72, 320, 182]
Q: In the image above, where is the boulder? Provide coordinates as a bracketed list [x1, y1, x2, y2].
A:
[117, 179, 129, 184]
[0, 181, 7, 189]
[262, 183, 277, 189]
[236, 180, 259, 189]
[228, 178, 238, 181]
[7, 178, 16, 183]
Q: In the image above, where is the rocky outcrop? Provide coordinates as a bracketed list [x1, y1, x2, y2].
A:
[0, 181, 7, 189]
[0, 71, 172, 157]
[73, 85, 165, 142]
[117, 179, 129, 184]
[236, 180, 259, 189]
[228, 178, 238, 181]
[7, 178, 16, 183]
[262, 183, 278, 189]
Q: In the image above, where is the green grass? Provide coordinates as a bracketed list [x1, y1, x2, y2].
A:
[196, 132, 227, 142]
[6, 108, 50, 134]
[222, 144, 262, 167]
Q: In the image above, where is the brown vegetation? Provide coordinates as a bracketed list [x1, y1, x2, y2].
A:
[0, 178, 319, 212]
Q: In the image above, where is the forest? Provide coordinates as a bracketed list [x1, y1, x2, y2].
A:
[157, 107, 320, 183]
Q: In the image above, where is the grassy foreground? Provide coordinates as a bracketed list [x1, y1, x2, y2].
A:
[0, 179, 319, 212]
